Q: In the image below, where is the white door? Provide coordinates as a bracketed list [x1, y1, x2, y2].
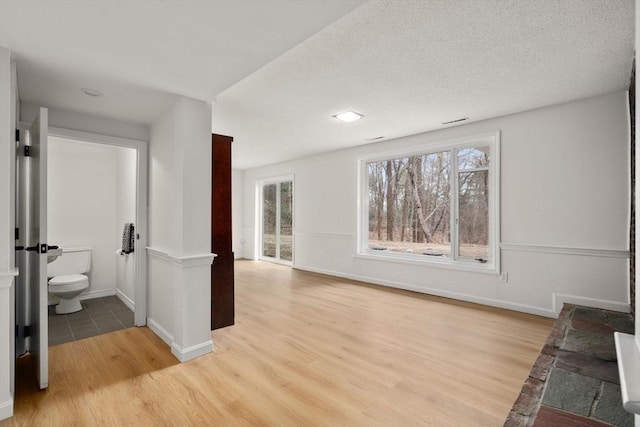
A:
[26, 108, 48, 389]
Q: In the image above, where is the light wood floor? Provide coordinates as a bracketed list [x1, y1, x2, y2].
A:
[3, 260, 552, 426]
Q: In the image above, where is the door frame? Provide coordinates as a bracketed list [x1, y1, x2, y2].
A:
[256, 174, 294, 266]
[22, 124, 150, 326]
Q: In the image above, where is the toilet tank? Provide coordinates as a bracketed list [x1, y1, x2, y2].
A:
[47, 246, 92, 278]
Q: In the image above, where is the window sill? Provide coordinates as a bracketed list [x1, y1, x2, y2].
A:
[354, 251, 499, 275]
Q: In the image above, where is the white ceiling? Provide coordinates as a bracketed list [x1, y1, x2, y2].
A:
[0, 1, 634, 170]
[0, 0, 364, 123]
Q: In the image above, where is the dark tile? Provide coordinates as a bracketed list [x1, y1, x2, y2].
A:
[68, 319, 97, 330]
[541, 368, 600, 416]
[533, 405, 613, 427]
[504, 410, 531, 427]
[530, 354, 554, 382]
[97, 323, 123, 333]
[48, 326, 72, 340]
[512, 391, 539, 416]
[540, 344, 558, 357]
[49, 335, 74, 346]
[72, 329, 101, 340]
[573, 307, 608, 325]
[607, 312, 634, 334]
[592, 382, 634, 427]
[562, 329, 617, 361]
[571, 318, 614, 334]
[48, 296, 135, 346]
[521, 377, 545, 397]
[90, 312, 119, 323]
[555, 349, 620, 384]
[119, 319, 135, 328]
[94, 319, 123, 330]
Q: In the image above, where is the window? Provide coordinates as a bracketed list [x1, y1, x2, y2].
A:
[358, 132, 499, 272]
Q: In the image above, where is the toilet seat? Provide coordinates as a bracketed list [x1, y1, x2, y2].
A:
[49, 274, 87, 285]
[48, 274, 89, 293]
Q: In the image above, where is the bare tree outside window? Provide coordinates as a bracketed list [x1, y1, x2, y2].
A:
[366, 145, 490, 263]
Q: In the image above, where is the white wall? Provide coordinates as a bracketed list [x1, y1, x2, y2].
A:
[21, 102, 149, 142]
[148, 96, 214, 362]
[232, 168, 245, 258]
[47, 137, 118, 299]
[242, 91, 630, 317]
[115, 147, 137, 308]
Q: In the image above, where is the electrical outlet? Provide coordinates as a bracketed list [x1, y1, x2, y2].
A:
[499, 272, 509, 283]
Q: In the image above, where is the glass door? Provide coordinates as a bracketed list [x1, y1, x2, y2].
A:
[261, 178, 293, 264]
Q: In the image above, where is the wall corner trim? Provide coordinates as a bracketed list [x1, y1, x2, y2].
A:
[171, 340, 213, 363]
[146, 247, 216, 267]
[0, 397, 13, 421]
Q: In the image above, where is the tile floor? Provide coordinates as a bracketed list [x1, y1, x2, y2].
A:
[48, 295, 134, 347]
[505, 304, 634, 427]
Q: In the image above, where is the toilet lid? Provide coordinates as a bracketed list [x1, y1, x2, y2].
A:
[49, 274, 87, 285]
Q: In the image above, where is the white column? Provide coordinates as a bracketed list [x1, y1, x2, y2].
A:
[148, 96, 214, 362]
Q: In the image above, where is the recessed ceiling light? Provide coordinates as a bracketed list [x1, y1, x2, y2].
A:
[333, 110, 363, 123]
[81, 88, 103, 97]
[442, 117, 469, 125]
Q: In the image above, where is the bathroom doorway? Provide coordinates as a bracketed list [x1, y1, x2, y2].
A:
[45, 128, 149, 329]
[46, 136, 140, 345]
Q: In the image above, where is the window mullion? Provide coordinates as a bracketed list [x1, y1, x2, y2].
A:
[451, 148, 459, 261]
[275, 182, 281, 260]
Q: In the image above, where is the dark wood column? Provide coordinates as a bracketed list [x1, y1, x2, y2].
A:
[211, 133, 234, 330]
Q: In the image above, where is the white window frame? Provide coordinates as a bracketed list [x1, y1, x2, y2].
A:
[256, 175, 295, 266]
[356, 131, 500, 274]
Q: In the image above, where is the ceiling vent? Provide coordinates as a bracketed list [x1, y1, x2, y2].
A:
[442, 117, 469, 125]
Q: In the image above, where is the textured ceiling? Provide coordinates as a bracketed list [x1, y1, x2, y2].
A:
[211, 0, 635, 169]
[0, 1, 634, 169]
[0, 0, 364, 124]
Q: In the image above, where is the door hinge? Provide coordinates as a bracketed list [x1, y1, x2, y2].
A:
[24, 145, 32, 157]
[22, 325, 31, 338]
[15, 227, 19, 240]
[15, 129, 20, 142]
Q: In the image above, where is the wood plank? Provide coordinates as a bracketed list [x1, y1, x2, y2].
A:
[4, 260, 552, 426]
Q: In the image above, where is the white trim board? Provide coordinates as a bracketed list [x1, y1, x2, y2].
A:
[171, 340, 214, 363]
[147, 317, 173, 347]
[115, 289, 135, 311]
[147, 317, 214, 363]
[553, 293, 630, 314]
[500, 243, 629, 258]
[146, 247, 216, 268]
[294, 231, 355, 240]
[0, 270, 17, 289]
[293, 263, 556, 318]
[0, 397, 13, 421]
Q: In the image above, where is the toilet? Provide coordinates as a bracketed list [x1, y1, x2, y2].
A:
[48, 246, 91, 314]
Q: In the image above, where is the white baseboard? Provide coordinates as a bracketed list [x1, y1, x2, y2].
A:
[147, 317, 173, 347]
[48, 288, 117, 306]
[553, 293, 630, 314]
[293, 264, 557, 318]
[148, 317, 213, 362]
[115, 289, 135, 311]
[0, 397, 13, 421]
[171, 340, 214, 363]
